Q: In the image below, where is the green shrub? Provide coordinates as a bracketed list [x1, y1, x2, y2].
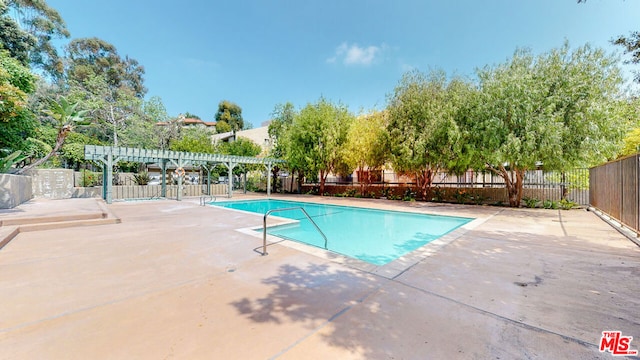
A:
[559, 198, 578, 210]
[403, 188, 416, 201]
[133, 171, 150, 185]
[542, 199, 558, 209]
[79, 170, 101, 187]
[454, 189, 471, 204]
[431, 187, 445, 202]
[523, 197, 540, 208]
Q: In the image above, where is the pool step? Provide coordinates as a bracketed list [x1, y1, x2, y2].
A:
[0, 226, 19, 250]
[0, 199, 121, 250]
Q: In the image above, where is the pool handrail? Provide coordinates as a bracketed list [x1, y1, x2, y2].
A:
[200, 194, 215, 206]
[262, 207, 328, 256]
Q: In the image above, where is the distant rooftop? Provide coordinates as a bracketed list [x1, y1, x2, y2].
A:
[156, 118, 216, 127]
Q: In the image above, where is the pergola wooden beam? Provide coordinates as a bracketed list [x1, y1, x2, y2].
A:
[84, 145, 285, 203]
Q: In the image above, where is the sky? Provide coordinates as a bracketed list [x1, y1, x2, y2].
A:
[47, 0, 640, 128]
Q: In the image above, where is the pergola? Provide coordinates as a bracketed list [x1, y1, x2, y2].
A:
[84, 145, 285, 204]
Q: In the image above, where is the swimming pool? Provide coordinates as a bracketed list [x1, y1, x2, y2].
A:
[212, 199, 472, 265]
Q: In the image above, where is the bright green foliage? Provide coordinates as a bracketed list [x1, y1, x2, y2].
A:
[462, 43, 625, 206]
[65, 37, 146, 97]
[65, 38, 146, 146]
[169, 125, 216, 153]
[17, 96, 88, 173]
[613, 31, 640, 83]
[268, 102, 296, 158]
[1, 0, 69, 77]
[59, 131, 102, 169]
[0, 49, 36, 123]
[387, 70, 470, 197]
[0, 50, 38, 154]
[284, 97, 354, 194]
[220, 137, 262, 157]
[621, 128, 640, 156]
[0, 150, 26, 173]
[183, 112, 201, 119]
[215, 100, 243, 131]
[343, 110, 389, 192]
[215, 120, 232, 134]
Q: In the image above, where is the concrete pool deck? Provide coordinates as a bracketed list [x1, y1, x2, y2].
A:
[0, 195, 638, 359]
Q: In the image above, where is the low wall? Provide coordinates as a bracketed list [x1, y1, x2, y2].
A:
[0, 174, 33, 209]
[29, 169, 75, 199]
[110, 184, 229, 200]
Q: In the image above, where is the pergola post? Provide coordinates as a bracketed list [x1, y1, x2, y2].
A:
[265, 162, 273, 197]
[224, 161, 237, 198]
[160, 160, 167, 198]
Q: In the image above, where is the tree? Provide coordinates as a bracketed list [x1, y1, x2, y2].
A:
[183, 112, 201, 119]
[0, 2, 35, 66]
[0, 0, 69, 77]
[387, 70, 469, 199]
[612, 31, 640, 83]
[215, 100, 243, 131]
[461, 43, 626, 207]
[0, 49, 37, 154]
[169, 124, 216, 154]
[64, 38, 146, 146]
[285, 97, 353, 195]
[215, 120, 231, 134]
[267, 102, 296, 191]
[577, 0, 639, 83]
[17, 96, 88, 174]
[343, 110, 389, 195]
[221, 137, 261, 157]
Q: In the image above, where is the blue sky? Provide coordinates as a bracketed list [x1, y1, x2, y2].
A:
[47, 0, 640, 127]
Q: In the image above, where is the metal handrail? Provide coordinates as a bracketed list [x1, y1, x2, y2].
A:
[262, 207, 328, 256]
[200, 194, 215, 206]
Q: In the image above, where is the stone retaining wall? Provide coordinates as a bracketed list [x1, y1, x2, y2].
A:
[0, 174, 33, 209]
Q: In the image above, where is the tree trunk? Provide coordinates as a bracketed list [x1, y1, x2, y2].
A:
[319, 169, 326, 195]
[416, 168, 434, 200]
[497, 165, 525, 207]
[16, 126, 71, 175]
[296, 170, 304, 194]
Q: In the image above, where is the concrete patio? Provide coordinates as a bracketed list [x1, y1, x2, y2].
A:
[0, 195, 638, 359]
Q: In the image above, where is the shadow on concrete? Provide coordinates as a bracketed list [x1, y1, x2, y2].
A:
[230, 262, 401, 358]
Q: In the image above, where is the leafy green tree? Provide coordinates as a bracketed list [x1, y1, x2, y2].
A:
[64, 38, 146, 146]
[169, 124, 216, 153]
[220, 137, 261, 157]
[156, 114, 183, 150]
[344, 110, 389, 194]
[0, 2, 34, 66]
[183, 112, 200, 119]
[285, 97, 353, 195]
[0, 49, 37, 154]
[268, 102, 296, 158]
[65, 37, 146, 97]
[215, 120, 232, 134]
[461, 43, 626, 207]
[117, 96, 168, 149]
[613, 31, 640, 83]
[215, 100, 243, 131]
[0, 0, 69, 77]
[267, 102, 296, 191]
[387, 69, 469, 198]
[621, 128, 640, 156]
[59, 131, 102, 169]
[17, 96, 88, 173]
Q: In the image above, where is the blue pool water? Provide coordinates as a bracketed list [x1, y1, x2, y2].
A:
[212, 199, 472, 265]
